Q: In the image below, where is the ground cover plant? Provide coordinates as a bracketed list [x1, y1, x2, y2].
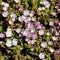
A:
[0, 0, 60, 60]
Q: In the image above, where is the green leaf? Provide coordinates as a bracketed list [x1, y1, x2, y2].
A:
[45, 37, 50, 42]
[0, 26, 3, 33]
[44, 21, 48, 25]
[50, 6, 54, 12]
[10, 1, 13, 7]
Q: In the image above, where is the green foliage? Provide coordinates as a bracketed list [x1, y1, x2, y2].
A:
[0, 26, 3, 33]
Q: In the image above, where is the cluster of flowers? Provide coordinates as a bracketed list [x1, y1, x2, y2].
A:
[38, 0, 50, 10]
[0, 0, 60, 60]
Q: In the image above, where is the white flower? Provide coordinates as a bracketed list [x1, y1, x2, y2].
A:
[30, 40, 36, 44]
[23, 10, 30, 16]
[38, 7, 45, 11]
[47, 32, 50, 35]
[8, 20, 13, 25]
[40, 1, 43, 4]
[43, 0, 48, 5]
[27, 40, 31, 44]
[30, 13, 34, 17]
[0, 33, 5, 38]
[38, 7, 42, 11]
[31, 29, 35, 33]
[5, 39, 12, 47]
[3, 6, 8, 11]
[15, 28, 21, 33]
[49, 48, 54, 53]
[55, 31, 59, 36]
[2, 11, 8, 17]
[39, 52, 45, 59]
[25, 38, 29, 41]
[12, 38, 18, 46]
[43, 1, 50, 8]
[6, 28, 12, 37]
[25, 39, 36, 44]
[39, 30, 44, 35]
[45, 3, 50, 8]
[19, 34, 22, 37]
[41, 7, 45, 10]
[4, 3, 9, 8]
[14, 0, 20, 3]
[22, 15, 26, 20]
[49, 21, 54, 26]
[27, 39, 36, 44]
[2, 1, 5, 5]
[12, 18, 15, 22]
[41, 42, 47, 48]
[10, 12, 17, 18]
[32, 17, 36, 21]
[52, 36, 58, 41]
[18, 16, 23, 22]
[28, 17, 31, 21]
[30, 47, 34, 51]
[40, 0, 50, 8]
[22, 31, 28, 36]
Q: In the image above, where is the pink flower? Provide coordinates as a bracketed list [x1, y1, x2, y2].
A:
[34, 21, 44, 30]
[51, 27, 56, 32]
[26, 32, 32, 39]
[27, 22, 34, 30]
[24, 17, 29, 23]
[51, 12, 56, 16]
[34, 21, 40, 27]
[59, 23, 60, 26]
[56, 49, 60, 53]
[22, 16, 29, 23]
[0, 33, 5, 38]
[48, 41, 53, 45]
[19, 5, 24, 11]
[57, 9, 60, 11]
[35, 21, 41, 29]
[32, 33, 38, 39]
[54, 20, 59, 24]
